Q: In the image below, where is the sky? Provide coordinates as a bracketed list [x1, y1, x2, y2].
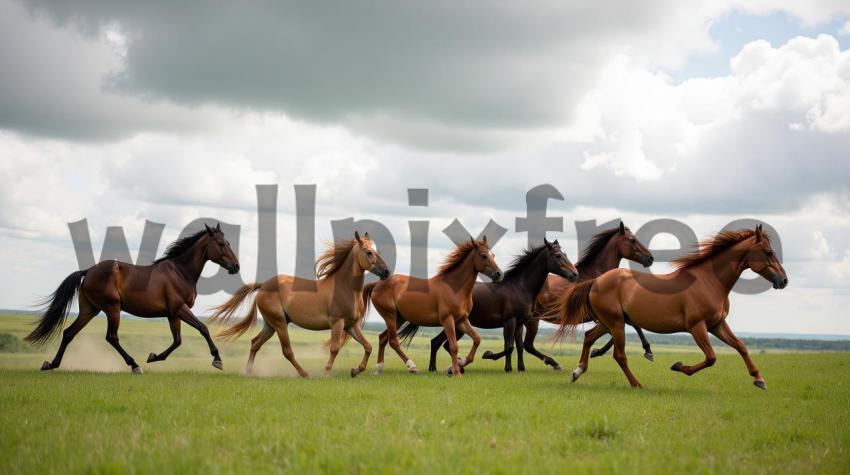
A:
[1, 0, 850, 335]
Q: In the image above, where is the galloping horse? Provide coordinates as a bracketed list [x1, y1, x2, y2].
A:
[398, 238, 578, 373]
[369, 237, 502, 377]
[484, 222, 654, 369]
[27, 223, 240, 373]
[554, 226, 787, 389]
[210, 232, 389, 378]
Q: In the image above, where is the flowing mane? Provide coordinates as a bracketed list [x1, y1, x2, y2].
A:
[154, 230, 208, 263]
[576, 227, 621, 268]
[316, 239, 357, 278]
[501, 245, 546, 282]
[436, 241, 478, 277]
[672, 229, 762, 270]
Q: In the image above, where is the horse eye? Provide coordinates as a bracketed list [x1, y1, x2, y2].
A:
[366, 251, 373, 256]
[765, 251, 774, 257]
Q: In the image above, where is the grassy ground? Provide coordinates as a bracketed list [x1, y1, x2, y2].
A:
[1, 315, 848, 474]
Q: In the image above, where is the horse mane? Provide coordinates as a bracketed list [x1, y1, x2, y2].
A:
[672, 229, 762, 270]
[576, 227, 621, 268]
[436, 240, 478, 276]
[154, 230, 208, 263]
[316, 239, 357, 278]
[501, 245, 546, 281]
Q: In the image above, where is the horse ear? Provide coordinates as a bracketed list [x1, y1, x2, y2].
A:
[216, 222, 221, 232]
[470, 238, 477, 249]
[755, 224, 764, 242]
[482, 235, 488, 246]
[364, 232, 370, 239]
[205, 223, 214, 235]
[544, 237, 552, 249]
[554, 239, 560, 246]
[354, 231, 363, 245]
[619, 221, 626, 234]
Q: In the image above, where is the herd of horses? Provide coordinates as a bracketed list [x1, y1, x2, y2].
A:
[26, 221, 788, 389]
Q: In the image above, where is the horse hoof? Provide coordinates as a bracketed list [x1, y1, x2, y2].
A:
[571, 367, 583, 383]
[590, 349, 603, 358]
[132, 366, 143, 374]
[445, 367, 454, 376]
[146, 352, 158, 363]
[350, 367, 360, 378]
[212, 360, 223, 370]
[40, 361, 53, 371]
[644, 352, 654, 362]
[482, 351, 494, 360]
[670, 361, 683, 372]
[754, 380, 767, 390]
[409, 367, 420, 374]
[553, 364, 563, 371]
[504, 367, 512, 373]
[460, 366, 465, 374]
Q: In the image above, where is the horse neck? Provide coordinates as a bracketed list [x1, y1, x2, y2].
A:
[328, 248, 365, 292]
[690, 242, 750, 294]
[171, 237, 209, 284]
[577, 239, 620, 279]
[507, 251, 550, 296]
[439, 251, 479, 296]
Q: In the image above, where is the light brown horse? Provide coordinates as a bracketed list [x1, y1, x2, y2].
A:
[27, 223, 240, 373]
[210, 232, 389, 378]
[554, 226, 787, 389]
[368, 237, 502, 377]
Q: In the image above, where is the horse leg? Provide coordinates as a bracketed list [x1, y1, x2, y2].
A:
[147, 317, 181, 363]
[572, 324, 609, 382]
[42, 301, 99, 370]
[514, 323, 525, 372]
[324, 318, 345, 376]
[459, 318, 481, 369]
[442, 317, 461, 377]
[670, 321, 716, 377]
[633, 325, 654, 361]
[244, 322, 275, 375]
[375, 330, 389, 374]
[429, 331, 448, 372]
[521, 319, 562, 370]
[589, 337, 614, 359]
[386, 320, 418, 373]
[610, 325, 642, 388]
[710, 320, 765, 389]
[502, 318, 516, 372]
[270, 320, 309, 378]
[104, 309, 141, 374]
[176, 304, 223, 370]
[347, 323, 372, 378]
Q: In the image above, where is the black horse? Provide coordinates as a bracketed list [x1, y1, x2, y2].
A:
[398, 238, 578, 372]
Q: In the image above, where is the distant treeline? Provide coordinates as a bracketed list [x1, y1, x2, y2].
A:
[360, 322, 850, 352]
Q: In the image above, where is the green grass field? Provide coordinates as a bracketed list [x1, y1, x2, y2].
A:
[1, 314, 848, 474]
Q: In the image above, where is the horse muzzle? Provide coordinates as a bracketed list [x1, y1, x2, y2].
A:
[773, 275, 788, 289]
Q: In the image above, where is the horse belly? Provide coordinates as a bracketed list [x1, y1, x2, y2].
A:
[396, 294, 440, 326]
[283, 292, 331, 331]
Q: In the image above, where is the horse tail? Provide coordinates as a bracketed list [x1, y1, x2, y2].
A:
[551, 279, 596, 344]
[26, 269, 88, 346]
[361, 282, 377, 316]
[210, 282, 262, 341]
[398, 321, 420, 347]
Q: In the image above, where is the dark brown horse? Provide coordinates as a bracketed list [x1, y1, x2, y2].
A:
[398, 238, 578, 373]
[554, 226, 787, 389]
[27, 223, 240, 373]
[369, 237, 502, 377]
[484, 222, 654, 369]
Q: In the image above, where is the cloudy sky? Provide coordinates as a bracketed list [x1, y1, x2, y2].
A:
[2, 0, 850, 335]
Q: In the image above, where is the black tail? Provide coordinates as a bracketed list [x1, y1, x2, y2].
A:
[398, 321, 420, 347]
[25, 269, 88, 346]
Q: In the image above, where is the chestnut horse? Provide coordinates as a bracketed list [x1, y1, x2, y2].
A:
[555, 226, 787, 389]
[210, 232, 389, 378]
[369, 237, 502, 377]
[27, 223, 240, 373]
[484, 222, 654, 369]
[397, 238, 578, 373]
